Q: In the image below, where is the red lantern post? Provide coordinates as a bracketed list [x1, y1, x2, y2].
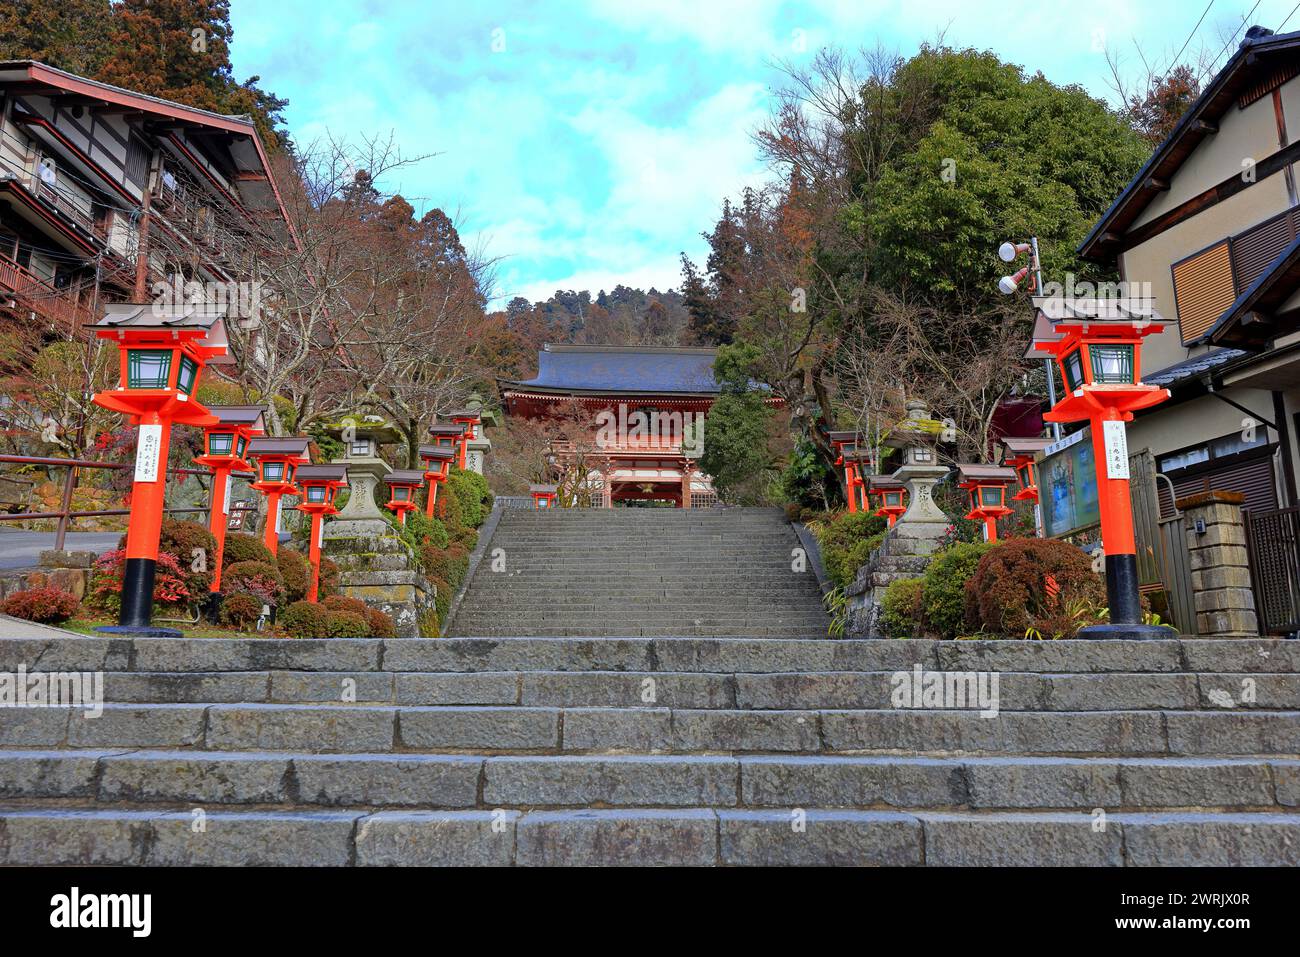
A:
[428, 422, 468, 471]
[530, 484, 558, 509]
[383, 469, 425, 525]
[246, 437, 311, 557]
[1000, 436, 1053, 505]
[866, 474, 909, 527]
[90, 303, 228, 636]
[956, 464, 1017, 542]
[194, 406, 265, 591]
[294, 464, 346, 603]
[418, 445, 455, 517]
[1030, 297, 1174, 638]
[446, 410, 481, 470]
[827, 431, 861, 512]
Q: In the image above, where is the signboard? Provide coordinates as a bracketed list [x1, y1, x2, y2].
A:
[134, 424, 163, 482]
[223, 474, 233, 515]
[1041, 426, 1099, 538]
[1102, 421, 1130, 479]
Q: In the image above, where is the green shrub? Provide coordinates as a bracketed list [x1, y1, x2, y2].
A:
[364, 607, 397, 638]
[1, 586, 79, 623]
[815, 511, 888, 587]
[223, 560, 285, 607]
[326, 610, 370, 638]
[222, 533, 274, 568]
[881, 577, 924, 638]
[158, 519, 218, 594]
[447, 468, 492, 528]
[400, 510, 449, 551]
[279, 600, 331, 638]
[276, 549, 312, 603]
[219, 592, 263, 629]
[920, 541, 996, 640]
[433, 481, 463, 532]
[318, 556, 340, 598]
[322, 594, 368, 617]
[964, 538, 1106, 638]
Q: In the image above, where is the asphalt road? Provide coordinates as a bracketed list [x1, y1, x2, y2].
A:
[0, 530, 121, 570]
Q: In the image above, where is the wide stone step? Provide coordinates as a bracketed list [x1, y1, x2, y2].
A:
[78, 669, 1300, 710]
[2, 750, 1294, 811]
[0, 805, 1295, 865]
[4, 703, 1298, 755]
[4, 637, 1297, 676]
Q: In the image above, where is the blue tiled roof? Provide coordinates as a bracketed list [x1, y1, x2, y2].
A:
[507, 346, 721, 394]
[1144, 348, 1247, 387]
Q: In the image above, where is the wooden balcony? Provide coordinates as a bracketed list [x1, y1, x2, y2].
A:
[0, 251, 98, 329]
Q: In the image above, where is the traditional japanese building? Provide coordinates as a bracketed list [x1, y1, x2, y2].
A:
[501, 344, 776, 506]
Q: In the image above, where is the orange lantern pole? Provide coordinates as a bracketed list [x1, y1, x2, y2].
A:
[865, 474, 909, 527]
[294, 465, 346, 603]
[418, 445, 455, 517]
[530, 484, 558, 509]
[194, 406, 265, 592]
[828, 431, 860, 512]
[383, 470, 425, 525]
[957, 464, 1016, 542]
[90, 303, 227, 636]
[1030, 297, 1174, 638]
[246, 437, 311, 557]
[447, 410, 481, 471]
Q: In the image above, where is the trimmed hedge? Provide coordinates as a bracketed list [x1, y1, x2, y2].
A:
[276, 549, 312, 603]
[223, 560, 285, 607]
[964, 537, 1106, 638]
[222, 533, 274, 567]
[920, 541, 996, 640]
[280, 600, 331, 638]
[1, 586, 78, 623]
[219, 593, 263, 629]
[880, 577, 924, 638]
[814, 511, 888, 588]
[327, 610, 370, 638]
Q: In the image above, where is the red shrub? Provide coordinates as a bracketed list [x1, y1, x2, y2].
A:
[963, 537, 1106, 637]
[1, 586, 79, 623]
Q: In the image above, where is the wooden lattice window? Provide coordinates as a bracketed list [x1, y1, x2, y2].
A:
[1171, 240, 1237, 344]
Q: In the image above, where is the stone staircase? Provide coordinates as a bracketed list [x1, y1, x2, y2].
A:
[446, 507, 830, 637]
[0, 634, 1298, 865]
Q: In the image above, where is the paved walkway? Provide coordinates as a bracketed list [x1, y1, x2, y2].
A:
[0, 530, 119, 571]
[0, 613, 82, 637]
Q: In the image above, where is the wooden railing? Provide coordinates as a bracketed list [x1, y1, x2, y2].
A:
[0, 251, 98, 329]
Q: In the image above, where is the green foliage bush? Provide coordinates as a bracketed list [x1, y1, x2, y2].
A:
[1, 586, 79, 623]
[326, 610, 370, 638]
[920, 541, 996, 639]
[815, 511, 888, 587]
[158, 519, 218, 594]
[276, 549, 311, 603]
[363, 607, 397, 638]
[222, 560, 285, 607]
[222, 533, 274, 568]
[447, 468, 492, 528]
[318, 556, 341, 598]
[279, 600, 331, 638]
[219, 593, 263, 629]
[322, 594, 369, 617]
[964, 537, 1105, 637]
[880, 577, 924, 638]
[401, 511, 449, 551]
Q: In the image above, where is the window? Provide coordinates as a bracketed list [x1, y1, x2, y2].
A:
[176, 355, 198, 395]
[1089, 344, 1133, 384]
[351, 439, 370, 456]
[236, 436, 247, 458]
[207, 432, 234, 455]
[394, 487, 410, 501]
[1171, 240, 1236, 344]
[262, 462, 284, 482]
[1062, 349, 1085, 390]
[127, 350, 172, 389]
[1158, 428, 1268, 474]
[306, 486, 326, 503]
[979, 486, 1004, 507]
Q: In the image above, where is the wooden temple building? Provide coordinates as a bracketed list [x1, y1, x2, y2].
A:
[501, 344, 775, 507]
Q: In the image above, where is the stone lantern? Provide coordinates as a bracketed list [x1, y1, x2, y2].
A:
[326, 419, 402, 537]
[885, 399, 951, 549]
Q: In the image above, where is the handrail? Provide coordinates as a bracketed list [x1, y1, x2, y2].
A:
[0, 250, 98, 328]
[0, 453, 255, 551]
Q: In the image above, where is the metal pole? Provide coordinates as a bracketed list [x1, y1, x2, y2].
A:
[1030, 236, 1062, 441]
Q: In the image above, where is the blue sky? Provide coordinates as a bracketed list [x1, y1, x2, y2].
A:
[227, 0, 1299, 306]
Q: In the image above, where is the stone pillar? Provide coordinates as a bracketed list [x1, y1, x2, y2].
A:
[465, 434, 491, 475]
[680, 463, 693, 509]
[1177, 490, 1259, 638]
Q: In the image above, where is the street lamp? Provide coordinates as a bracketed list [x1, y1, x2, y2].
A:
[956, 464, 1017, 542]
[383, 469, 425, 525]
[417, 444, 455, 517]
[246, 436, 311, 556]
[90, 302, 228, 636]
[997, 236, 1061, 440]
[294, 464, 346, 603]
[194, 406, 265, 592]
[1030, 295, 1174, 639]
